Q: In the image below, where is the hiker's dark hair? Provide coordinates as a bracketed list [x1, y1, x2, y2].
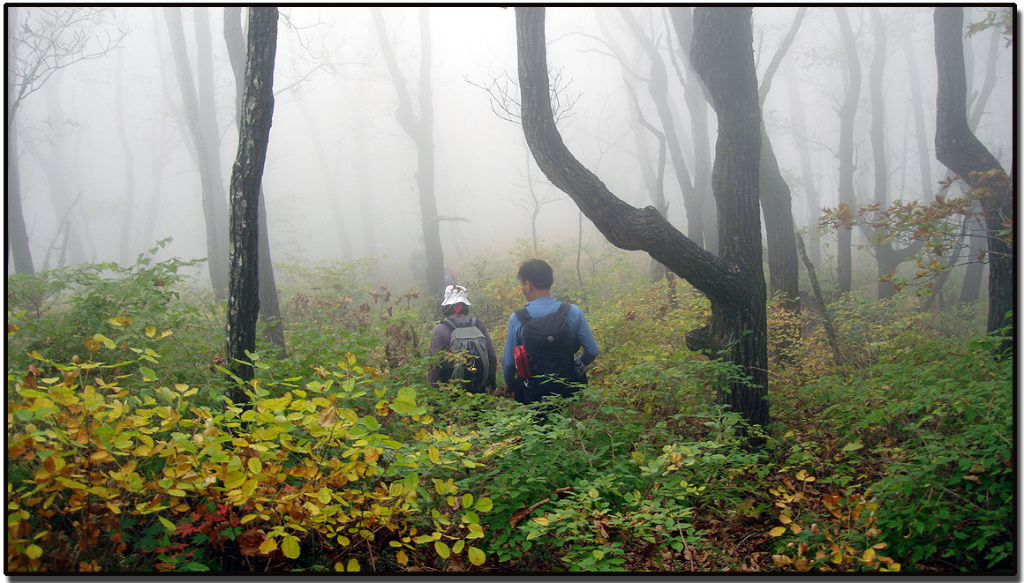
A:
[517, 259, 554, 290]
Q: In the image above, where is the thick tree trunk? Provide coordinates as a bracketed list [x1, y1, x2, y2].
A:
[933, 7, 1013, 349]
[165, 7, 230, 298]
[226, 7, 277, 389]
[834, 7, 860, 295]
[225, 6, 287, 358]
[516, 6, 768, 431]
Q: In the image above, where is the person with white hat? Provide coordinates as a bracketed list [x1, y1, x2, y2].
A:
[428, 285, 498, 393]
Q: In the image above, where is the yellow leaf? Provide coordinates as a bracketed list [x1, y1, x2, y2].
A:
[346, 558, 360, 572]
[532, 516, 549, 527]
[779, 514, 792, 524]
[862, 548, 876, 563]
[337, 535, 350, 547]
[248, 457, 263, 474]
[428, 446, 440, 464]
[396, 550, 409, 565]
[281, 535, 301, 559]
[462, 493, 474, 508]
[145, 326, 157, 338]
[467, 546, 486, 566]
[768, 526, 786, 537]
[259, 538, 278, 555]
[434, 540, 450, 559]
[93, 333, 116, 349]
[25, 544, 43, 559]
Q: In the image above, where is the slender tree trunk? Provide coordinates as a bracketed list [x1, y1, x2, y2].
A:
[668, 7, 716, 253]
[165, 7, 230, 298]
[620, 8, 701, 248]
[372, 7, 444, 300]
[755, 9, 804, 312]
[867, 8, 896, 299]
[516, 6, 768, 432]
[933, 7, 1012, 350]
[7, 6, 34, 274]
[226, 6, 278, 389]
[225, 6, 286, 358]
[115, 47, 136, 266]
[834, 7, 861, 295]
[785, 70, 822, 266]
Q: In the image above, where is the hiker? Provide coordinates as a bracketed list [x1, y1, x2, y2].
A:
[428, 285, 498, 394]
[502, 259, 598, 404]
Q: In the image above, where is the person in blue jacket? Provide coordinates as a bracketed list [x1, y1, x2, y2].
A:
[502, 259, 598, 403]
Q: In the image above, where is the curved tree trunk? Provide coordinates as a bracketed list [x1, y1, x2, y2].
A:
[933, 7, 1012, 350]
[226, 6, 278, 390]
[516, 6, 768, 432]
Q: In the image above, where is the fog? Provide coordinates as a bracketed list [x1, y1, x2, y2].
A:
[7, 6, 1014, 293]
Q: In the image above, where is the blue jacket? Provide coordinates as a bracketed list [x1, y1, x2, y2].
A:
[501, 296, 598, 389]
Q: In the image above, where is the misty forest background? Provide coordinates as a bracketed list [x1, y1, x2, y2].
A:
[6, 6, 1014, 574]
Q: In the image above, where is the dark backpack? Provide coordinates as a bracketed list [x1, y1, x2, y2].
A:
[513, 303, 581, 403]
[442, 317, 489, 394]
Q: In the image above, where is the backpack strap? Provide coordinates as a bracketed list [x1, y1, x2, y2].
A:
[441, 318, 457, 331]
[557, 302, 570, 317]
[514, 308, 532, 325]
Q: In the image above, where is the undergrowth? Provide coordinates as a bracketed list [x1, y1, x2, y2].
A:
[6, 248, 1013, 573]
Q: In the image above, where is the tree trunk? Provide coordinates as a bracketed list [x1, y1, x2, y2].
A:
[755, 10, 804, 312]
[668, 7, 716, 253]
[7, 7, 34, 274]
[165, 7, 230, 298]
[516, 6, 768, 432]
[933, 7, 1012, 349]
[785, 70, 822, 266]
[226, 6, 278, 389]
[958, 25, 1002, 305]
[619, 8, 702, 248]
[834, 7, 861, 295]
[372, 7, 444, 301]
[867, 8, 897, 300]
[225, 6, 287, 358]
[115, 46, 136, 267]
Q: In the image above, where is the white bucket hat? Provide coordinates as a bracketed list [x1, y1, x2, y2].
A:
[441, 285, 471, 306]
